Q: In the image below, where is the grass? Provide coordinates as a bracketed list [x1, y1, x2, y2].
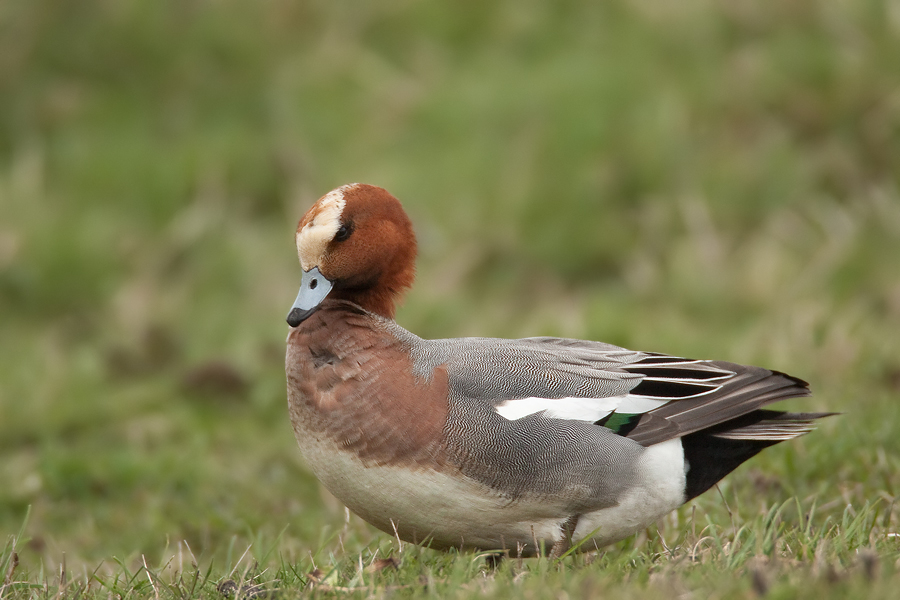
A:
[1, 0, 899, 597]
[2, 500, 898, 598]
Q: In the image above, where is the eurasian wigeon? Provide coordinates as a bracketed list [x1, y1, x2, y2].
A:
[285, 183, 829, 557]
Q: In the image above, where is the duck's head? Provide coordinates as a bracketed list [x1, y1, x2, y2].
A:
[286, 184, 417, 326]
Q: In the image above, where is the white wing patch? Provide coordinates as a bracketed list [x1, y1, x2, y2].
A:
[495, 397, 619, 421]
[614, 395, 670, 413]
[494, 395, 669, 422]
[491, 355, 736, 424]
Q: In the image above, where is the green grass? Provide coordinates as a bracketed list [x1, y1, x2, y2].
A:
[2, 0, 899, 597]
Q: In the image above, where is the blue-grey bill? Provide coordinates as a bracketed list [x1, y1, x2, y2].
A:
[286, 266, 334, 326]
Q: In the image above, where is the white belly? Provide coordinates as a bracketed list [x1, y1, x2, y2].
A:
[297, 435, 687, 555]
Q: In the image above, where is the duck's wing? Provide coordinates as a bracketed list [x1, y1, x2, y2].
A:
[618, 354, 823, 445]
[422, 336, 825, 446]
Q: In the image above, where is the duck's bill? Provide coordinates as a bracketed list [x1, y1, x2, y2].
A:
[286, 266, 334, 326]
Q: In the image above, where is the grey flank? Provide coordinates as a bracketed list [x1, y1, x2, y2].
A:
[384, 322, 653, 507]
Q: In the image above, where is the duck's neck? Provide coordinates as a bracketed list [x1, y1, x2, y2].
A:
[331, 285, 400, 320]
[329, 242, 416, 320]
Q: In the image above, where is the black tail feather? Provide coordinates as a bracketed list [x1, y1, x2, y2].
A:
[682, 431, 776, 501]
[681, 410, 835, 500]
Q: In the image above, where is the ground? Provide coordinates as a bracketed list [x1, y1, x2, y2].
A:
[1, 0, 899, 598]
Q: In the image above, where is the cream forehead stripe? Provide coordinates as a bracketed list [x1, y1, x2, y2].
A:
[296, 184, 358, 270]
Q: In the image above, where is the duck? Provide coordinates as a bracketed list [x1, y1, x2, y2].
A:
[285, 183, 829, 557]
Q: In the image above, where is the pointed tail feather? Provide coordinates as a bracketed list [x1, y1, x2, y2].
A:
[710, 411, 838, 441]
[681, 411, 835, 500]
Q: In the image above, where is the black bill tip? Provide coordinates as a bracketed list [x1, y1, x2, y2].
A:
[286, 306, 316, 327]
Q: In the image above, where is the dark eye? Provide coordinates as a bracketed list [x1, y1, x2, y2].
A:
[334, 223, 353, 242]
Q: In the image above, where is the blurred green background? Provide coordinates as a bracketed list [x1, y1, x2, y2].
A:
[1, 0, 899, 581]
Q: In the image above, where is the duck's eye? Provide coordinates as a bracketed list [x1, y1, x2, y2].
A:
[334, 223, 353, 242]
